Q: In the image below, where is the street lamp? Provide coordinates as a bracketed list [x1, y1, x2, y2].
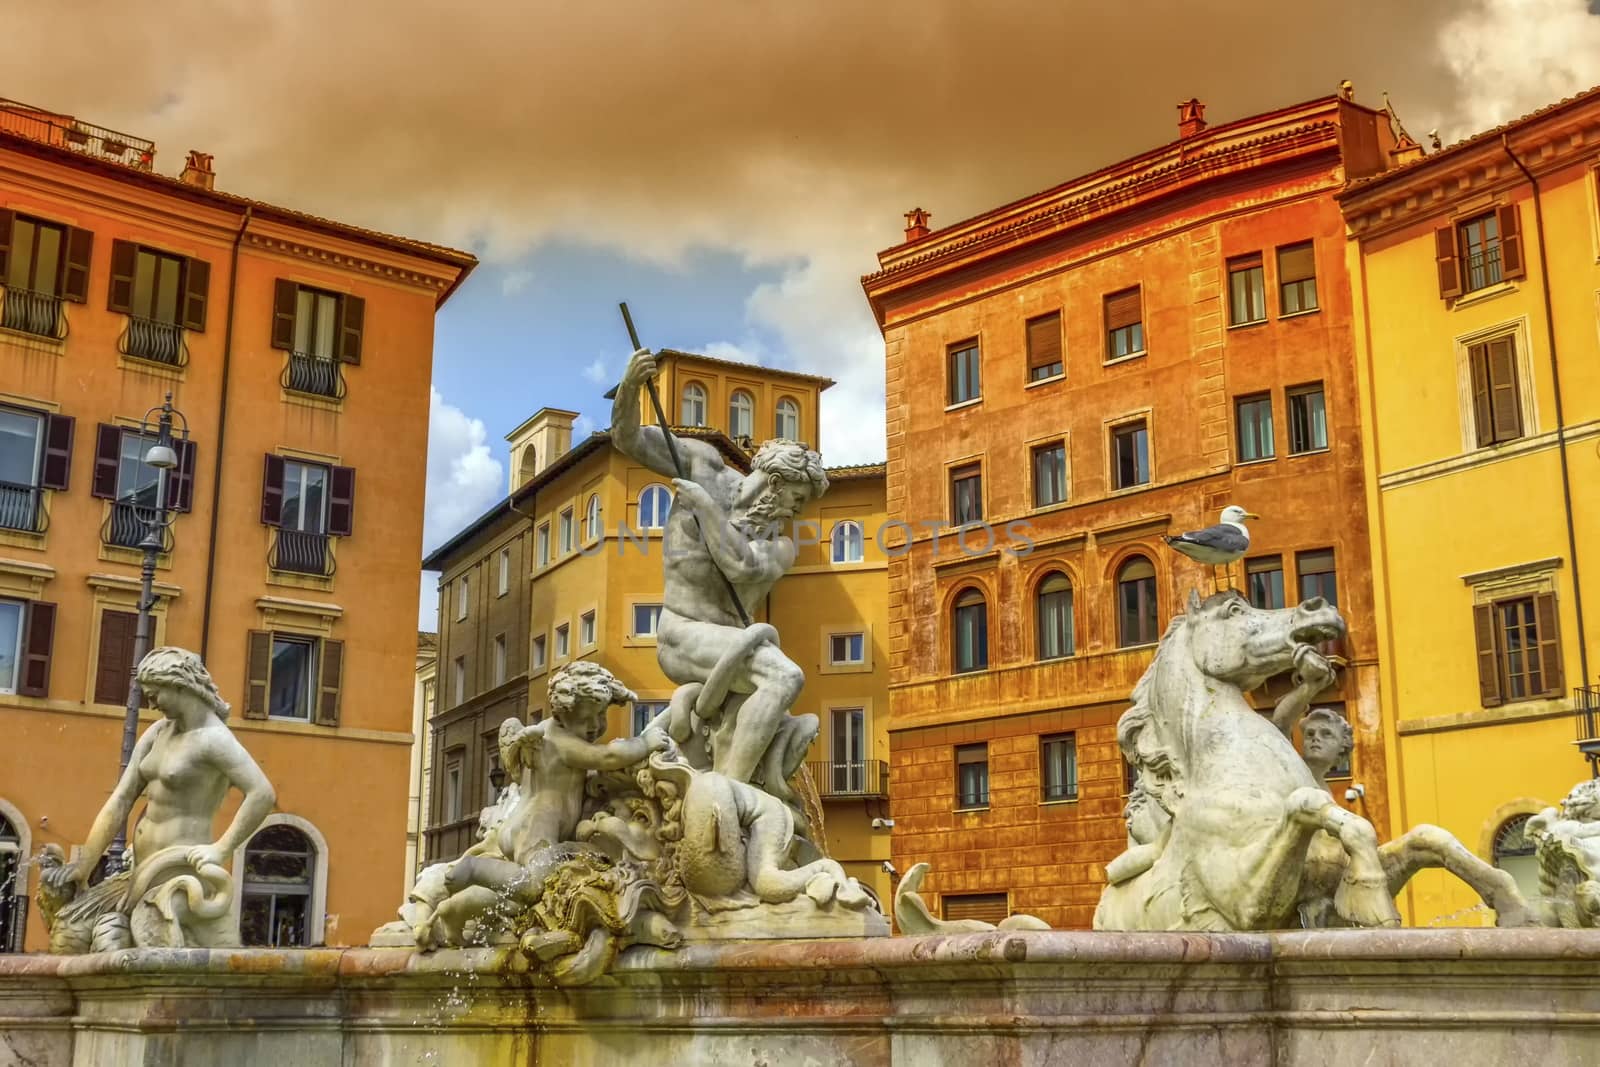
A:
[106, 393, 188, 873]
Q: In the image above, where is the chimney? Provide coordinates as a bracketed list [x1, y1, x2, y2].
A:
[180, 150, 215, 190]
[903, 207, 931, 242]
[1177, 99, 1207, 139]
[505, 407, 580, 493]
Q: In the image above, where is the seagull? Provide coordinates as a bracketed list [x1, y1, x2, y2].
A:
[1164, 505, 1259, 565]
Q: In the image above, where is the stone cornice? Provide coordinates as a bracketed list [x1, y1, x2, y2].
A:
[244, 230, 454, 297]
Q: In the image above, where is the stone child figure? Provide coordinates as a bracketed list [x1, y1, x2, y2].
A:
[1525, 779, 1600, 927]
[611, 347, 828, 802]
[37, 647, 276, 952]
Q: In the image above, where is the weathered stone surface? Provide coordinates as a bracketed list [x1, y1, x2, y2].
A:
[4, 930, 1600, 1065]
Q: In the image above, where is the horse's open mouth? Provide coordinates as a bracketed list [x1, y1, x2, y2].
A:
[1290, 622, 1343, 645]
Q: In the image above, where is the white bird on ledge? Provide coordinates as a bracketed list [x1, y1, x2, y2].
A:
[1164, 505, 1259, 566]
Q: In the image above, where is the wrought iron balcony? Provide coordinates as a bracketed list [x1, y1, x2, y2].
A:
[282, 352, 346, 399]
[118, 317, 187, 367]
[270, 528, 335, 577]
[0, 287, 66, 340]
[1575, 685, 1600, 761]
[806, 760, 889, 799]
[101, 502, 172, 552]
[0, 98, 155, 170]
[0, 481, 46, 533]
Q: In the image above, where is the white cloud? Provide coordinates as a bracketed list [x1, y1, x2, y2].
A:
[582, 358, 608, 384]
[501, 268, 535, 296]
[424, 386, 505, 553]
[1434, 0, 1600, 138]
[574, 413, 596, 438]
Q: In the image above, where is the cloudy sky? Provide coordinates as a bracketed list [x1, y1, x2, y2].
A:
[8, 0, 1599, 626]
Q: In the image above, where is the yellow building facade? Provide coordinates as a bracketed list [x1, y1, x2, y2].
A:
[1340, 88, 1600, 921]
[423, 351, 892, 903]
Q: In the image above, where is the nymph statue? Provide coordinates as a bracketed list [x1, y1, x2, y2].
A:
[36, 647, 276, 952]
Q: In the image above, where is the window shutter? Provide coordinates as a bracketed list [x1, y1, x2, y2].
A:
[166, 438, 197, 513]
[244, 630, 272, 719]
[271, 279, 298, 350]
[317, 638, 344, 726]
[94, 609, 139, 705]
[39, 414, 74, 491]
[1487, 337, 1522, 441]
[1468, 344, 1493, 448]
[0, 209, 12, 281]
[328, 465, 355, 537]
[60, 227, 93, 303]
[180, 257, 210, 331]
[1026, 312, 1062, 372]
[1434, 225, 1462, 300]
[1105, 287, 1142, 330]
[19, 600, 56, 698]
[1473, 602, 1502, 707]
[108, 239, 137, 313]
[1278, 242, 1316, 284]
[1534, 591, 1564, 698]
[338, 294, 364, 365]
[260, 454, 286, 526]
[1496, 204, 1525, 280]
[91, 423, 121, 499]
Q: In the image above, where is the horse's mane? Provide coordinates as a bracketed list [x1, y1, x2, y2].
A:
[1119, 610, 1191, 757]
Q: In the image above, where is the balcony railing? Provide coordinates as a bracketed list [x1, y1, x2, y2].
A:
[270, 528, 334, 577]
[806, 759, 889, 799]
[282, 352, 346, 399]
[0, 287, 67, 340]
[118, 317, 187, 367]
[101, 502, 172, 552]
[1576, 685, 1600, 761]
[0, 98, 155, 170]
[0, 481, 46, 534]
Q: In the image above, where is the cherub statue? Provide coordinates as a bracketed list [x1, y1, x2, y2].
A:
[37, 647, 275, 952]
[1526, 779, 1600, 927]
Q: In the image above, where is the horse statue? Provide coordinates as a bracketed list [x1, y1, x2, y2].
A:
[1094, 589, 1400, 931]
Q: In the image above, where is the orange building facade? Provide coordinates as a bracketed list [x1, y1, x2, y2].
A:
[863, 96, 1402, 928]
[0, 98, 473, 950]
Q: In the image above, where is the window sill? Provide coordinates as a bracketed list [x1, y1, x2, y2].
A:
[1102, 351, 1147, 368]
[1025, 372, 1066, 390]
[267, 569, 334, 592]
[267, 714, 315, 725]
[1278, 307, 1322, 321]
[1451, 281, 1517, 309]
[99, 543, 172, 570]
[1288, 446, 1331, 459]
[1118, 641, 1159, 651]
[1041, 796, 1080, 807]
[1226, 318, 1268, 331]
[954, 805, 990, 814]
[282, 389, 344, 414]
[944, 397, 983, 413]
[820, 660, 872, 676]
[117, 354, 186, 381]
[1036, 653, 1076, 664]
[1234, 456, 1276, 467]
[951, 667, 989, 677]
[0, 328, 65, 355]
[1108, 481, 1154, 496]
[0, 527, 47, 552]
[622, 634, 659, 648]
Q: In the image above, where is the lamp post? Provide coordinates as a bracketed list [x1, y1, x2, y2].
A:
[106, 393, 187, 873]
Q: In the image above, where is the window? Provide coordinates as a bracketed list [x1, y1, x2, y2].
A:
[1117, 556, 1159, 647]
[497, 547, 511, 596]
[1036, 572, 1074, 660]
[1437, 206, 1523, 299]
[775, 398, 800, 440]
[108, 241, 207, 365]
[729, 390, 754, 439]
[452, 655, 465, 704]
[1227, 253, 1266, 326]
[1492, 814, 1541, 903]
[2, 213, 89, 338]
[947, 340, 981, 405]
[1458, 211, 1503, 293]
[130, 246, 187, 325]
[281, 460, 329, 534]
[1277, 242, 1318, 314]
[271, 281, 361, 397]
[632, 701, 667, 737]
[0, 408, 43, 533]
[941, 893, 1008, 924]
[1296, 549, 1337, 606]
[555, 624, 570, 659]
[632, 603, 663, 637]
[1288, 384, 1328, 453]
[1041, 733, 1078, 802]
[1032, 441, 1067, 507]
[269, 635, 320, 721]
[261, 456, 349, 575]
[1468, 336, 1524, 446]
[1235, 393, 1274, 462]
[444, 751, 464, 823]
[580, 610, 596, 647]
[1104, 286, 1144, 359]
[1475, 593, 1563, 705]
[0, 599, 24, 695]
[955, 743, 989, 809]
[1026, 311, 1063, 381]
[4, 215, 63, 299]
[831, 520, 864, 563]
[681, 383, 707, 427]
[239, 824, 317, 948]
[532, 634, 547, 671]
[949, 463, 982, 525]
[1111, 420, 1150, 489]
[829, 632, 865, 665]
[93, 609, 139, 705]
[638, 484, 672, 530]
[559, 507, 574, 553]
[831, 707, 867, 793]
[952, 588, 988, 673]
[455, 576, 469, 621]
[537, 523, 551, 565]
[292, 287, 340, 359]
[492, 634, 506, 686]
[1245, 556, 1285, 610]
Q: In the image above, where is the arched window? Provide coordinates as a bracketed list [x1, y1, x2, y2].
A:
[1036, 571, 1074, 660]
[775, 397, 800, 440]
[1117, 556, 1159, 648]
[831, 520, 864, 564]
[1492, 814, 1540, 903]
[638, 484, 672, 530]
[516, 444, 538, 487]
[0, 810, 19, 953]
[240, 824, 317, 948]
[952, 587, 988, 673]
[681, 383, 707, 427]
[729, 390, 754, 440]
[584, 494, 601, 543]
